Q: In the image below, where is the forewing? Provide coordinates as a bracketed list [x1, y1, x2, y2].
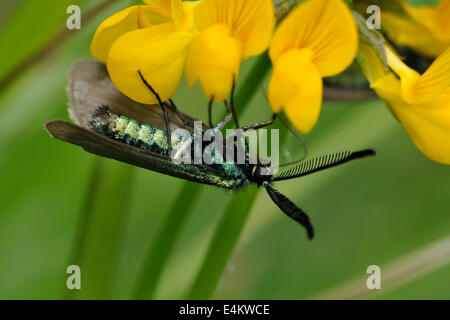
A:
[46, 120, 232, 187]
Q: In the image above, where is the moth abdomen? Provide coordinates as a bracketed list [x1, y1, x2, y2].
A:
[90, 106, 188, 156]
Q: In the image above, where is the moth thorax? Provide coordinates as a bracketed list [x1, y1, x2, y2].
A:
[93, 106, 116, 130]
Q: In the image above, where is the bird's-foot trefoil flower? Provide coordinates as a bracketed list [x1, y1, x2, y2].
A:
[267, 0, 358, 134]
[90, 0, 197, 104]
[360, 43, 450, 164]
[185, 0, 274, 102]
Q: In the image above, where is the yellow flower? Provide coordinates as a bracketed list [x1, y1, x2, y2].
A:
[90, 0, 197, 104]
[91, 1, 175, 62]
[91, 0, 273, 105]
[360, 43, 450, 164]
[267, 0, 358, 134]
[185, 0, 274, 102]
[382, 0, 450, 58]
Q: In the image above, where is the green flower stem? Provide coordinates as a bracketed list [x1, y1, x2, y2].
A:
[186, 53, 274, 300]
[187, 130, 289, 300]
[186, 186, 259, 300]
[132, 52, 272, 300]
[64, 157, 103, 299]
[132, 182, 203, 299]
[66, 159, 135, 300]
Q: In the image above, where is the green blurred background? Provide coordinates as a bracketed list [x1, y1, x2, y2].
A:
[1, 0, 449, 300]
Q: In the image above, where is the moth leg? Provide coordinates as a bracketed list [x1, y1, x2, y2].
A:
[208, 99, 214, 128]
[212, 100, 235, 131]
[138, 70, 172, 156]
[209, 98, 231, 129]
[168, 99, 191, 127]
[229, 79, 240, 128]
[208, 95, 235, 129]
[241, 114, 278, 132]
[223, 99, 231, 113]
[214, 112, 233, 131]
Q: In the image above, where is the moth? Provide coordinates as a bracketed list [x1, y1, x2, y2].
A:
[46, 60, 376, 239]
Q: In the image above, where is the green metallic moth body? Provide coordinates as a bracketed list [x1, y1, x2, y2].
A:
[91, 111, 176, 154]
[89, 108, 251, 190]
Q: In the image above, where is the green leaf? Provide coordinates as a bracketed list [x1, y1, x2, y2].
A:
[187, 185, 260, 299]
[0, 0, 137, 299]
[67, 159, 135, 300]
[0, 0, 84, 79]
[132, 182, 203, 299]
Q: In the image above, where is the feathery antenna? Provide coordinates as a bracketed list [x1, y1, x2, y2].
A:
[263, 182, 314, 240]
[273, 149, 376, 182]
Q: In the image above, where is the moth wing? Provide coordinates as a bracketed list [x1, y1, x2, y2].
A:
[67, 60, 196, 131]
[67, 59, 104, 127]
[45, 120, 233, 187]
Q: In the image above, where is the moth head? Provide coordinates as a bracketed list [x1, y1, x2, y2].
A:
[249, 162, 273, 186]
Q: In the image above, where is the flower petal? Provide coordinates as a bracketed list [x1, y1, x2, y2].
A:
[90, 6, 140, 63]
[193, 0, 274, 59]
[268, 49, 323, 134]
[373, 75, 450, 164]
[139, 2, 172, 25]
[171, 0, 196, 32]
[90, 4, 175, 62]
[185, 24, 242, 102]
[387, 46, 450, 104]
[269, 0, 357, 77]
[436, 0, 450, 40]
[407, 46, 450, 104]
[142, 0, 171, 17]
[382, 11, 447, 58]
[403, 0, 450, 43]
[107, 24, 194, 104]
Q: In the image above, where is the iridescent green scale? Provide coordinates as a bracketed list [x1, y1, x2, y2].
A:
[90, 110, 187, 155]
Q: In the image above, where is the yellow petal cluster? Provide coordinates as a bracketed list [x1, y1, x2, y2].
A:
[382, 0, 450, 58]
[108, 24, 194, 104]
[185, 0, 274, 101]
[90, 1, 174, 63]
[361, 43, 450, 164]
[90, 0, 273, 105]
[90, 0, 196, 104]
[268, 0, 358, 134]
[185, 24, 243, 102]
